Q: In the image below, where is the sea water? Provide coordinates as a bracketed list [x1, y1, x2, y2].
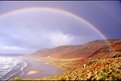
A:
[0, 56, 27, 80]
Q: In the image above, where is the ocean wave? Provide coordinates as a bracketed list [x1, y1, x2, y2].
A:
[0, 56, 27, 80]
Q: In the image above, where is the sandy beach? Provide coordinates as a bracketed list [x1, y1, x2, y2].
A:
[10, 57, 63, 80]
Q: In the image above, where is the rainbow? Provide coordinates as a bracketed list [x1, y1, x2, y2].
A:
[1, 7, 113, 49]
[0, 7, 107, 40]
[0, 7, 113, 52]
[0, 7, 114, 50]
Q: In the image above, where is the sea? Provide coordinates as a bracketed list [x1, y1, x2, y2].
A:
[0, 56, 27, 80]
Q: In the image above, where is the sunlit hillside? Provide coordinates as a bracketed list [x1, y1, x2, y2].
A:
[42, 57, 121, 80]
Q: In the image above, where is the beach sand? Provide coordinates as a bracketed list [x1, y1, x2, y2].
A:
[10, 56, 63, 80]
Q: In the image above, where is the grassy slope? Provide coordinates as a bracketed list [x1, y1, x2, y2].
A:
[42, 56, 121, 80]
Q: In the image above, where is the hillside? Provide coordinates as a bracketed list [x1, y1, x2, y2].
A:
[40, 40, 121, 80]
[42, 56, 121, 80]
[31, 39, 121, 69]
[33, 40, 121, 59]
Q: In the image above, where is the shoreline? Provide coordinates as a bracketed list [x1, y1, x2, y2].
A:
[10, 56, 63, 80]
[0, 58, 27, 80]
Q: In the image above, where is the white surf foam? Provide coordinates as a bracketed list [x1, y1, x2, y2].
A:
[0, 56, 27, 79]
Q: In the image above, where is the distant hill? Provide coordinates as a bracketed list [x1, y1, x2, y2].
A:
[33, 40, 121, 59]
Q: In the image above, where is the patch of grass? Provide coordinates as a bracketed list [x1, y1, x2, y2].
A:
[100, 73, 108, 79]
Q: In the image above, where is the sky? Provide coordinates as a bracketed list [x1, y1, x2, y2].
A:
[0, 1, 121, 54]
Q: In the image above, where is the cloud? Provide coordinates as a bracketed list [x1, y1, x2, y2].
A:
[48, 31, 74, 47]
[0, 45, 34, 54]
[0, 45, 23, 50]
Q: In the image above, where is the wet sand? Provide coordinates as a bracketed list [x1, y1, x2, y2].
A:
[12, 57, 63, 79]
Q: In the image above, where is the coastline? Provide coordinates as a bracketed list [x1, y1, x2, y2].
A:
[0, 56, 27, 80]
[10, 56, 63, 80]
